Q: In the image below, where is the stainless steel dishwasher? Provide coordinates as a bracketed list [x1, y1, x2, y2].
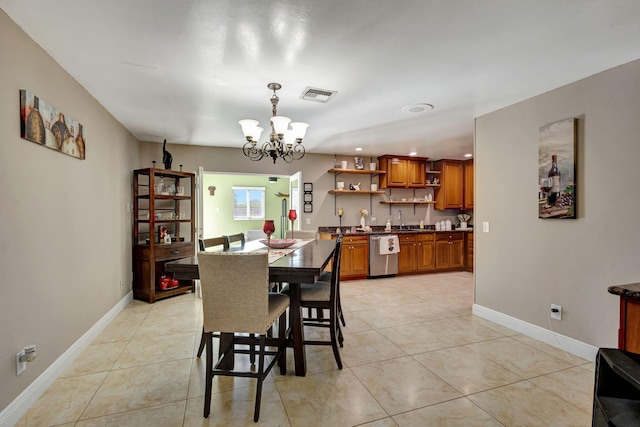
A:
[369, 234, 399, 278]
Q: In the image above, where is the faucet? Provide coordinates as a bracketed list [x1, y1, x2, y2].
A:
[396, 210, 403, 227]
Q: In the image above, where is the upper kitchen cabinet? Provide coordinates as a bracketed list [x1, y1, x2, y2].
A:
[378, 155, 428, 189]
[433, 159, 463, 210]
[463, 159, 474, 210]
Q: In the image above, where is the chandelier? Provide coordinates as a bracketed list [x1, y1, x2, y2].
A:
[239, 83, 309, 164]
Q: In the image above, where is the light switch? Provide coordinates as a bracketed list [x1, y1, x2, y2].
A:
[306, 218, 311, 225]
[483, 221, 490, 233]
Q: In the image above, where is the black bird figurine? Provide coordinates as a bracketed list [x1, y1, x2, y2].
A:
[162, 139, 173, 170]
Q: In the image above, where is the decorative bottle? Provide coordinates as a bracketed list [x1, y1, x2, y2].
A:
[75, 123, 86, 159]
[26, 96, 45, 144]
[548, 154, 561, 205]
[51, 113, 70, 148]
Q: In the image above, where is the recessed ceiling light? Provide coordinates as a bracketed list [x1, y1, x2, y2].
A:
[464, 153, 473, 158]
[409, 152, 417, 156]
[401, 103, 434, 114]
[355, 147, 363, 151]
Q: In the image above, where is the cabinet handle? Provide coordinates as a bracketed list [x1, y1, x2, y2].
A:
[170, 250, 180, 254]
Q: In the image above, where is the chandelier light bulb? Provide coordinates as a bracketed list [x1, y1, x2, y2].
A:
[289, 122, 309, 140]
[270, 116, 291, 135]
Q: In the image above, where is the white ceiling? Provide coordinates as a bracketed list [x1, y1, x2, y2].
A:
[3, 0, 640, 160]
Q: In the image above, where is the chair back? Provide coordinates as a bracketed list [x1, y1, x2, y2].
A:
[199, 236, 227, 252]
[285, 230, 317, 240]
[198, 252, 270, 335]
[224, 233, 245, 250]
[246, 230, 267, 241]
[328, 236, 343, 302]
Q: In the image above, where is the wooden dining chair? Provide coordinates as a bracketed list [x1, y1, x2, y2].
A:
[283, 236, 344, 369]
[224, 233, 245, 250]
[198, 252, 289, 422]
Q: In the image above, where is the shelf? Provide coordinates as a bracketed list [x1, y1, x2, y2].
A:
[137, 194, 190, 200]
[328, 168, 387, 175]
[328, 190, 386, 195]
[380, 201, 436, 205]
[426, 170, 441, 174]
[425, 184, 441, 187]
[135, 219, 191, 223]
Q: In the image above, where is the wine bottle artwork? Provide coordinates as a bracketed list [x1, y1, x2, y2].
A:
[19, 90, 87, 160]
[547, 154, 561, 205]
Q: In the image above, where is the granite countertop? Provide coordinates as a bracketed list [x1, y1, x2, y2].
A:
[608, 283, 640, 299]
[317, 226, 473, 235]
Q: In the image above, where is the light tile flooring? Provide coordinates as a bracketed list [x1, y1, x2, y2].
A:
[16, 272, 595, 426]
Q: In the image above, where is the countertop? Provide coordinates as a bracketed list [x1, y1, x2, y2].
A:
[608, 283, 640, 299]
[318, 226, 473, 236]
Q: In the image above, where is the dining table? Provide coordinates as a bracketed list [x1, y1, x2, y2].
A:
[165, 238, 336, 377]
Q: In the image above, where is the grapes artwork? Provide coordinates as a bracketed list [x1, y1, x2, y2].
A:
[538, 117, 577, 219]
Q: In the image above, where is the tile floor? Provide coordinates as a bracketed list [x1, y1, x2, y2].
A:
[16, 272, 595, 426]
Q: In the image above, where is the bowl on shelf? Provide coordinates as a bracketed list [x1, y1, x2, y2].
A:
[258, 239, 296, 249]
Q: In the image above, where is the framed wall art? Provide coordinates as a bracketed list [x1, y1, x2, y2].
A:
[19, 89, 86, 160]
[538, 117, 577, 219]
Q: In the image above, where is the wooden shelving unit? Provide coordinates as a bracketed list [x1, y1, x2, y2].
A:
[133, 168, 195, 303]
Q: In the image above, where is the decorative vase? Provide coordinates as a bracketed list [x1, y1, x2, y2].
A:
[360, 216, 366, 229]
[26, 95, 45, 144]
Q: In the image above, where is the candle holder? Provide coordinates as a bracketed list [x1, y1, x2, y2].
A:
[337, 207, 344, 230]
[263, 219, 276, 249]
[288, 209, 297, 239]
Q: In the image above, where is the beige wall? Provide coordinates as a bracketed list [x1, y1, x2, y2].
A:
[0, 9, 139, 411]
[475, 58, 640, 348]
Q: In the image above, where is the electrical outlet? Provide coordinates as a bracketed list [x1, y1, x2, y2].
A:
[16, 350, 26, 375]
[550, 304, 562, 321]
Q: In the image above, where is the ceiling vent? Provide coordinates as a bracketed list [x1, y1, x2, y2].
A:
[300, 87, 337, 103]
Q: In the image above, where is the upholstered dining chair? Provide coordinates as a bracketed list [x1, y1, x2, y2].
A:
[285, 229, 317, 239]
[196, 236, 227, 357]
[282, 236, 344, 369]
[224, 233, 245, 250]
[198, 252, 289, 422]
[199, 236, 228, 252]
[245, 229, 267, 241]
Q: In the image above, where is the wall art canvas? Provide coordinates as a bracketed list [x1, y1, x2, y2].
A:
[538, 117, 576, 219]
[20, 90, 86, 160]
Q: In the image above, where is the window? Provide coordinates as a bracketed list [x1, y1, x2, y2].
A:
[232, 187, 265, 220]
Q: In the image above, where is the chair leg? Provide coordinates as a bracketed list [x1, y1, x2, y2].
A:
[203, 332, 214, 418]
[278, 311, 287, 375]
[197, 327, 206, 358]
[249, 334, 256, 364]
[253, 335, 266, 422]
[339, 300, 346, 327]
[329, 313, 343, 369]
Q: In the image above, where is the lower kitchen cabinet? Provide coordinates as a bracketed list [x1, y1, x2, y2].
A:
[398, 233, 436, 274]
[340, 235, 369, 279]
[398, 234, 417, 273]
[417, 233, 436, 271]
[466, 232, 474, 272]
[435, 232, 464, 270]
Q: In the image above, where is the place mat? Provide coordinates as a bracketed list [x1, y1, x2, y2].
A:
[250, 239, 313, 263]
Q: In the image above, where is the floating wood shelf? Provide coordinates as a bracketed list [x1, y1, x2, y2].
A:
[327, 168, 387, 175]
[328, 189, 386, 195]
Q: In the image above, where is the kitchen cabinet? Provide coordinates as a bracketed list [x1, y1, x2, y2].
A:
[378, 155, 428, 189]
[133, 168, 195, 303]
[463, 159, 474, 210]
[340, 235, 369, 279]
[397, 233, 436, 273]
[433, 160, 463, 210]
[398, 234, 417, 273]
[435, 232, 464, 270]
[465, 232, 474, 272]
[417, 233, 436, 271]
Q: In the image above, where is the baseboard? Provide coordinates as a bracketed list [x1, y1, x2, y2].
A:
[0, 292, 133, 427]
[472, 303, 599, 362]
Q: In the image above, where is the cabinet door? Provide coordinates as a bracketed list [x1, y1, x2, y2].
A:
[443, 162, 463, 209]
[386, 159, 407, 187]
[435, 241, 451, 269]
[463, 160, 474, 210]
[340, 245, 354, 277]
[398, 240, 417, 273]
[449, 240, 465, 268]
[417, 241, 435, 271]
[350, 242, 369, 276]
[407, 160, 426, 188]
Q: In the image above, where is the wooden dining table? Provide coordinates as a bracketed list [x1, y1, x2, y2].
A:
[165, 238, 335, 377]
